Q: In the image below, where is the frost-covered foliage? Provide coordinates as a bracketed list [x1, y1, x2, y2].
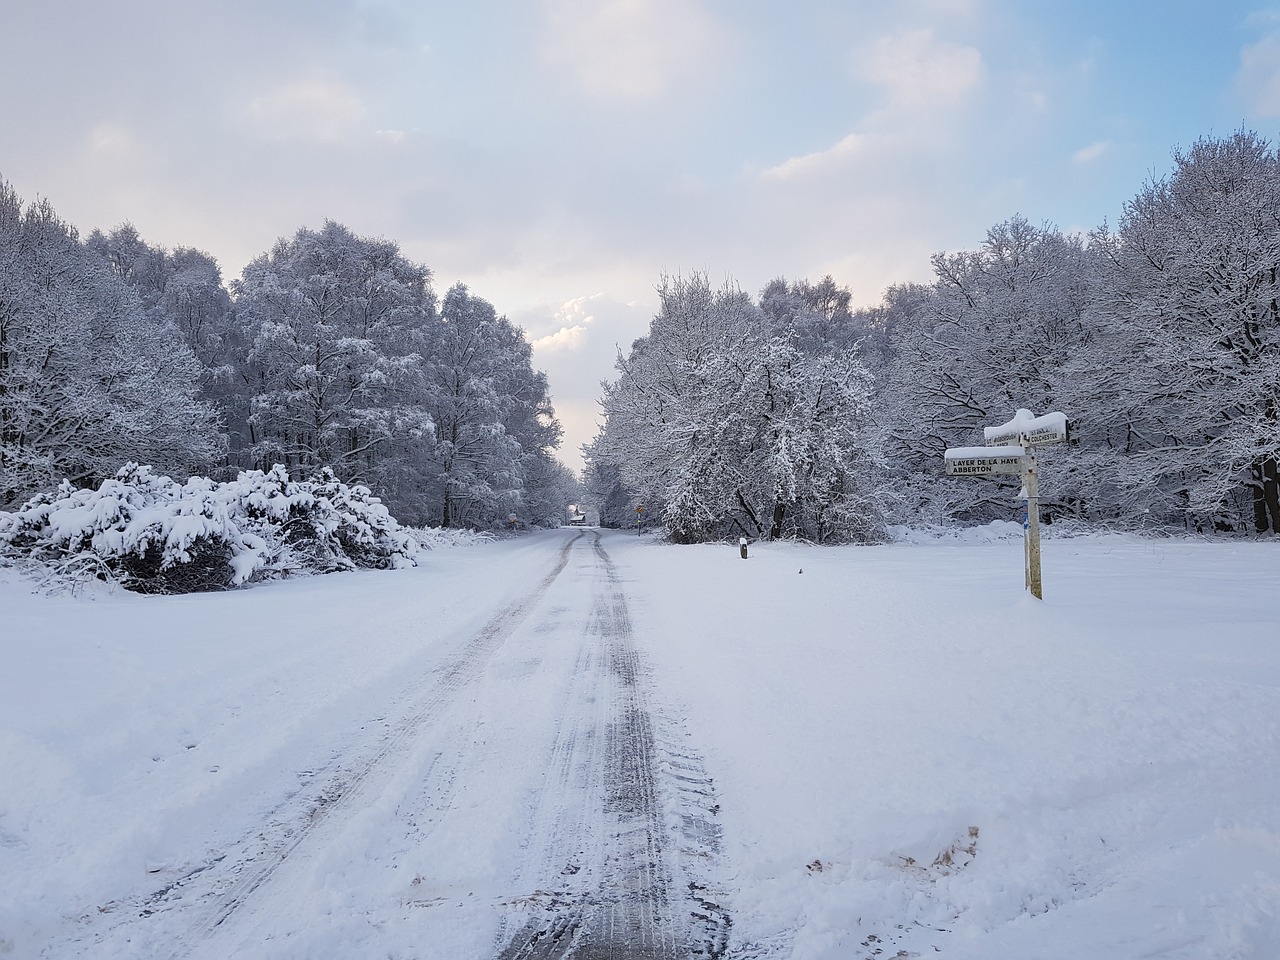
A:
[408, 526, 496, 550]
[873, 218, 1092, 526]
[589, 273, 884, 543]
[0, 463, 418, 593]
[0, 180, 224, 507]
[218, 465, 417, 575]
[419, 283, 562, 529]
[230, 228, 565, 530]
[1069, 131, 1280, 533]
[872, 131, 1280, 535]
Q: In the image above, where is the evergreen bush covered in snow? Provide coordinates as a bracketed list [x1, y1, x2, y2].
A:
[0, 464, 419, 593]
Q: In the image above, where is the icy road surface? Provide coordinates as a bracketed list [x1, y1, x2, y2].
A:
[3, 525, 1280, 958]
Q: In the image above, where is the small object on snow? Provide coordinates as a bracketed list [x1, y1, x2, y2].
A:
[806, 859, 824, 873]
[739, 537, 748, 559]
[798, 568, 803, 574]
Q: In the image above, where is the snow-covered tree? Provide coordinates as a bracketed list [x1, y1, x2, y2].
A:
[232, 221, 437, 513]
[521, 455, 581, 527]
[0, 179, 223, 507]
[229, 223, 569, 529]
[592, 273, 881, 542]
[86, 225, 247, 460]
[759, 274, 865, 358]
[581, 456, 637, 529]
[875, 217, 1092, 523]
[423, 284, 540, 528]
[1074, 131, 1280, 533]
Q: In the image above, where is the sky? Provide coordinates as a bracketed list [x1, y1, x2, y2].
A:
[3, 1, 1279, 473]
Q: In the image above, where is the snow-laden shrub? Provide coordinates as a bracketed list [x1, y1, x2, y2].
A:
[0, 464, 266, 593]
[217, 466, 417, 574]
[306, 468, 418, 569]
[111, 475, 269, 593]
[409, 526, 496, 550]
[218, 465, 348, 575]
[0, 463, 418, 593]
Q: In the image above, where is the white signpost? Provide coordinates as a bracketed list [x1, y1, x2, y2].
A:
[944, 409, 1070, 600]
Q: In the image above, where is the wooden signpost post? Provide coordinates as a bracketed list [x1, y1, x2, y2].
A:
[945, 409, 1069, 600]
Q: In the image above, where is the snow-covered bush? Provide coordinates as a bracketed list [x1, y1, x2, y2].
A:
[217, 466, 417, 574]
[306, 469, 418, 569]
[0, 464, 418, 593]
[408, 526, 496, 550]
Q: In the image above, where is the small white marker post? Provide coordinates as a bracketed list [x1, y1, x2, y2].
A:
[945, 409, 1069, 600]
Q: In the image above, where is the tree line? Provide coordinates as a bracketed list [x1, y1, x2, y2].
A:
[586, 130, 1280, 539]
[5, 129, 1277, 540]
[0, 189, 576, 527]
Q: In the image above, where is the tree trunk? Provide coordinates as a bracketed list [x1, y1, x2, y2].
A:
[1263, 457, 1280, 534]
[734, 489, 763, 538]
[769, 500, 786, 540]
[1253, 463, 1269, 533]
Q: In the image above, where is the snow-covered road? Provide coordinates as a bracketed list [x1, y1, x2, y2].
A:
[5, 528, 729, 959]
[4, 526, 1280, 959]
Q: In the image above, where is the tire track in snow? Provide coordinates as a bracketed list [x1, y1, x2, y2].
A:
[497, 532, 731, 959]
[51, 533, 584, 960]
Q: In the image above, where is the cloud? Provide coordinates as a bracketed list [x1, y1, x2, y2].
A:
[529, 294, 602, 352]
[522, 293, 654, 471]
[859, 29, 984, 109]
[1071, 140, 1111, 165]
[537, 0, 723, 100]
[245, 73, 366, 141]
[1237, 33, 1280, 117]
[86, 124, 146, 162]
[759, 133, 879, 183]
[532, 323, 590, 352]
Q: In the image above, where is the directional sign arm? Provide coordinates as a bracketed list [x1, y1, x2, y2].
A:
[984, 410, 1068, 448]
[944, 445, 1027, 476]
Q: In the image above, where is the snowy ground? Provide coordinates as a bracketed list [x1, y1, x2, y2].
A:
[2, 526, 1278, 959]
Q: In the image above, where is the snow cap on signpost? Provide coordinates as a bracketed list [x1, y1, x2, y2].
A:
[983, 409, 1069, 448]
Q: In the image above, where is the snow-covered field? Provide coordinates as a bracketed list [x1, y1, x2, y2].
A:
[2, 526, 1278, 959]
